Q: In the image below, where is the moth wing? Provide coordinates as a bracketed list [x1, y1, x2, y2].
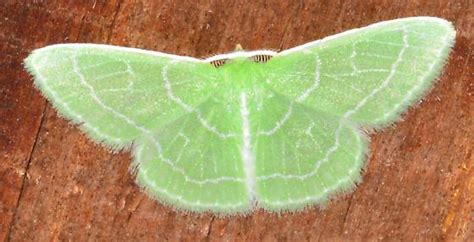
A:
[263, 17, 455, 127]
[25, 44, 216, 148]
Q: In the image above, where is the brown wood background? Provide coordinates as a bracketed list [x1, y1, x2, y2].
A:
[1, 1, 472, 241]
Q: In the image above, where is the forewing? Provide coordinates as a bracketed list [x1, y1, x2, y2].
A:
[25, 44, 217, 148]
[263, 17, 455, 126]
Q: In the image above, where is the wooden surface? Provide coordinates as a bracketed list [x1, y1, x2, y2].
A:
[1, 1, 472, 241]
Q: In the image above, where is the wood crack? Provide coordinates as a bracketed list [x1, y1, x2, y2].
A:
[106, 0, 123, 44]
[6, 103, 47, 241]
[278, 0, 304, 51]
[341, 193, 355, 234]
[204, 216, 216, 241]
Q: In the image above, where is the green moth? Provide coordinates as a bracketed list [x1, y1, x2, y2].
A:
[24, 17, 455, 214]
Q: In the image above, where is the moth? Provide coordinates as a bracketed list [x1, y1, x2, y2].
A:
[25, 17, 455, 214]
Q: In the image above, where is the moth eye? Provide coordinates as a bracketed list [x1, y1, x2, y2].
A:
[251, 55, 273, 63]
[210, 59, 229, 68]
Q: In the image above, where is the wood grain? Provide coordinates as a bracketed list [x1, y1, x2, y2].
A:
[1, 1, 472, 241]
